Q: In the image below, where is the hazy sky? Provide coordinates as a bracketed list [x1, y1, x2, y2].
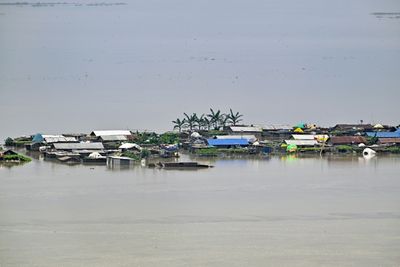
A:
[0, 0, 399, 140]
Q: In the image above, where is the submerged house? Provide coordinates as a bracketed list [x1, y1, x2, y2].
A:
[32, 134, 78, 144]
[284, 140, 319, 147]
[331, 124, 373, 134]
[207, 138, 249, 148]
[213, 135, 257, 143]
[227, 126, 263, 139]
[52, 142, 104, 152]
[0, 149, 18, 159]
[291, 134, 329, 142]
[329, 136, 367, 145]
[27, 134, 78, 151]
[99, 135, 128, 142]
[90, 130, 132, 139]
[284, 134, 328, 147]
[378, 138, 400, 145]
[261, 124, 292, 141]
[90, 130, 133, 148]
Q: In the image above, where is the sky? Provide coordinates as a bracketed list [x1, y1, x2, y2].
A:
[0, 0, 399, 140]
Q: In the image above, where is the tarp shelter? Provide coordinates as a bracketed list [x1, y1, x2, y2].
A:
[294, 128, 304, 133]
[119, 143, 142, 150]
[294, 123, 306, 129]
[88, 152, 104, 159]
[286, 144, 297, 152]
[366, 129, 400, 138]
[373, 124, 384, 129]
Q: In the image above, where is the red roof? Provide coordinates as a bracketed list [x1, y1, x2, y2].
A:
[330, 136, 367, 145]
[378, 138, 400, 144]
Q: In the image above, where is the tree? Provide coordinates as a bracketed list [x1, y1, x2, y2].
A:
[219, 114, 229, 129]
[227, 108, 243, 126]
[5, 137, 14, 147]
[207, 108, 222, 130]
[183, 113, 198, 131]
[195, 114, 205, 131]
[202, 117, 212, 131]
[172, 118, 186, 133]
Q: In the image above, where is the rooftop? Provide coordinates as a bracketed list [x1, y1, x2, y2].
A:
[207, 138, 249, 146]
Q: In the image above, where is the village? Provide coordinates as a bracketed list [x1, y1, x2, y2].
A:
[1, 109, 400, 167]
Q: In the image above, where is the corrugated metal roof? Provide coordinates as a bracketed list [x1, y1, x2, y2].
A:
[229, 126, 262, 133]
[215, 135, 256, 142]
[262, 124, 292, 130]
[291, 134, 329, 140]
[53, 142, 104, 150]
[292, 134, 315, 140]
[333, 124, 373, 130]
[285, 140, 319, 146]
[366, 129, 400, 138]
[32, 134, 77, 143]
[330, 136, 366, 144]
[44, 136, 77, 143]
[99, 135, 128, 141]
[207, 139, 249, 146]
[378, 138, 400, 144]
[91, 130, 131, 136]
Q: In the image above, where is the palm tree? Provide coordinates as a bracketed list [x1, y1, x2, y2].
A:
[203, 117, 212, 131]
[195, 114, 205, 131]
[219, 114, 229, 129]
[184, 112, 198, 131]
[207, 108, 222, 130]
[172, 118, 186, 133]
[227, 108, 243, 126]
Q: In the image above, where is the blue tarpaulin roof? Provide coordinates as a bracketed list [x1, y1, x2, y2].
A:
[207, 138, 249, 146]
[366, 129, 400, 138]
[32, 133, 44, 143]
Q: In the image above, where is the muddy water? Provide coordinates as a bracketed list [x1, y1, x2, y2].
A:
[0, 155, 399, 266]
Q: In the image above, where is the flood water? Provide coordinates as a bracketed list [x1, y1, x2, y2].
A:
[1, 155, 399, 266]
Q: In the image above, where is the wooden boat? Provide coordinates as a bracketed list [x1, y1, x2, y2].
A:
[153, 162, 213, 169]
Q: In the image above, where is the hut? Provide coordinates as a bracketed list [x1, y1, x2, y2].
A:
[0, 149, 18, 159]
[52, 142, 104, 152]
[329, 136, 367, 145]
[378, 138, 400, 145]
[284, 140, 319, 147]
[32, 134, 78, 144]
[261, 124, 292, 142]
[227, 126, 263, 139]
[207, 138, 249, 148]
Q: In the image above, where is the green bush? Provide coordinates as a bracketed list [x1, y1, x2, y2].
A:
[121, 151, 140, 161]
[3, 154, 32, 162]
[159, 132, 180, 144]
[140, 149, 151, 159]
[336, 145, 353, 153]
[5, 137, 14, 146]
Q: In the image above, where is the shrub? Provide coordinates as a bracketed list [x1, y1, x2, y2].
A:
[3, 154, 32, 162]
[5, 137, 14, 146]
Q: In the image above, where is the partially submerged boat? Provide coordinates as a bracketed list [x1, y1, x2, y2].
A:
[149, 161, 213, 169]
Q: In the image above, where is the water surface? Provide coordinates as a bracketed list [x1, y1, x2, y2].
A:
[1, 155, 399, 266]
